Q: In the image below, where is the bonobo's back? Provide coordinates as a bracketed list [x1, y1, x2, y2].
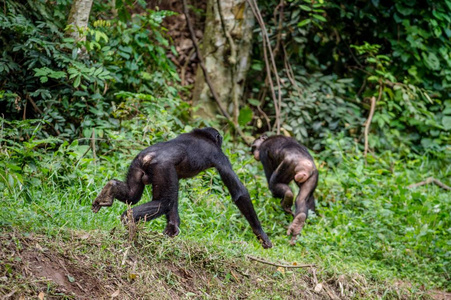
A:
[261, 135, 313, 160]
[137, 127, 221, 165]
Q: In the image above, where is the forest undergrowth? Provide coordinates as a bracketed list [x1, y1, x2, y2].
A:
[0, 121, 449, 298]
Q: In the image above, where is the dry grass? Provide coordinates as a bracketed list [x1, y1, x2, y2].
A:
[0, 226, 443, 299]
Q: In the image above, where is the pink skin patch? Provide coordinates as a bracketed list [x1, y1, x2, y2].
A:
[294, 172, 309, 183]
[294, 159, 314, 183]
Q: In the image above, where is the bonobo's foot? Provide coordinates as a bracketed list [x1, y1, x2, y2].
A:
[163, 223, 180, 237]
[257, 232, 273, 249]
[287, 213, 306, 246]
[280, 192, 294, 216]
[92, 181, 115, 213]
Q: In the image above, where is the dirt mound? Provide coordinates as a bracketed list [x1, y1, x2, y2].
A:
[0, 231, 106, 299]
[21, 248, 102, 297]
[1, 227, 447, 299]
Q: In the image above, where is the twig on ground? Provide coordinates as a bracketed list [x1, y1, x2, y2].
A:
[311, 266, 318, 285]
[246, 255, 314, 268]
[407, 177, 451, 191]
[121, 247, 131, 266]
[323, 283, 339, 300]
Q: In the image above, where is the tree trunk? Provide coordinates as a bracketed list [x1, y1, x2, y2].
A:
[192, 0, 255, 122]
[67, 0, 94, 41]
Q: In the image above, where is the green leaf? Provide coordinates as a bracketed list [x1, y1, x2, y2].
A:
[238, 106, 253, 126]
[312, 14, 326, 22]
[33, 67, 50, 77]
[422, 52, 440, 70]
[395, 3, 413, 16]
[298, 19, 311, 27]
[48, 71, 66, 79]
[74, 76, 81, 88]
[442, 116, 451, 130]
[248, 99, 260, 106]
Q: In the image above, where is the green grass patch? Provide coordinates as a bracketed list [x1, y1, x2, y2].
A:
[1, 141, 449, 295]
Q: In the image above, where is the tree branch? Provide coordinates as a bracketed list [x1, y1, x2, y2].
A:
[246, 0, 282, 134]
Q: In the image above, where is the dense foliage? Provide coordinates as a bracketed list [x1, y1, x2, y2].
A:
[0, 0, 450, 294]
[0, 0, 184, 140]
[250, 0, 451, 155]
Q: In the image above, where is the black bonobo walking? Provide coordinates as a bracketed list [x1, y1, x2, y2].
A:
[251, 135, 318, 245]
[92, 127, 272, 249]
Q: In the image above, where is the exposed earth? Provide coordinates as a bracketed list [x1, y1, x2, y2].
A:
[1, 228, 449, 299]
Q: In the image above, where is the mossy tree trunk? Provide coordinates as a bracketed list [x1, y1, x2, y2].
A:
[66, 0, 94, 41]
[192, 0, 254, 123]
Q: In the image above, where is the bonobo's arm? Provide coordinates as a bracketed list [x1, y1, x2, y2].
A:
[92, 162, 145, 213]
[213, 153, 272, 249]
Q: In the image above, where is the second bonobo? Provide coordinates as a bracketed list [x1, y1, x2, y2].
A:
[251, 134, 318, 245]
[92, 127, 272, 249]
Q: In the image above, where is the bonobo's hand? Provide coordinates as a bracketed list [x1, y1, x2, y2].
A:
[257, 232, 273, 249]
[91, 195, 114, 213]
[92, 181, 116, 213]
[287, 213, 306, 246]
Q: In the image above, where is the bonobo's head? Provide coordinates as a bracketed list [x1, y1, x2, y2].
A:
[196, 127, 223, 148]
[251, 134, 268, 161]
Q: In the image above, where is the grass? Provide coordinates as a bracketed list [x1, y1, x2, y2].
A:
[0, 226, 439, 299]
[0, 139, 450, 298]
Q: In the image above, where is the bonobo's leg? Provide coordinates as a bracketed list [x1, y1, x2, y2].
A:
[121, 164, 180, 236]
[215, 156, 272, 248]
[287, 170, 318, 245]
[92, 165, 145, 213]
[307, 194, 316, 212]
[268, 161, 296, 216]
[270, 183, 294, 216]
[163, 200, 181, 237]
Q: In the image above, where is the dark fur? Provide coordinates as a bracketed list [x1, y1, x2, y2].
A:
[252, 135, 318, 244]
[92, 128, 272, 248]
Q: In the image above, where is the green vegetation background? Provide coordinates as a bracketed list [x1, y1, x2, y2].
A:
[0, 0, 450, 293]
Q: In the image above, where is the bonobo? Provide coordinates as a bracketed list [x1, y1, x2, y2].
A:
[92, 127, 272, 249]
[251, 135, 318, 245]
